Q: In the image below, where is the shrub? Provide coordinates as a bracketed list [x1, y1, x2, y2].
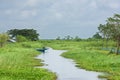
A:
[16, 35, 28, 42]
[0, 33, 9, 47]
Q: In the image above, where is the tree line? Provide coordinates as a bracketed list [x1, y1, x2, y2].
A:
[0, 13, 120, 54]
[56, 33, 102, 41]
[0, 29, 39, 47]
[98, 14, 120, 54]
[8, 29, 39, 41]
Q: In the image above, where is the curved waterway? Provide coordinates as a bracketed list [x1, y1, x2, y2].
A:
[36, 48, 106, 80]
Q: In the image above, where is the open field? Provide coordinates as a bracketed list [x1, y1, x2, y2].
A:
[0, 42, 56, 80]
[43, 40, 120, 80]
[0, 40, 120, 80]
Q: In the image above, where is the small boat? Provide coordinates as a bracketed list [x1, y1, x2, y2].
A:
[36, 47, 48, 53]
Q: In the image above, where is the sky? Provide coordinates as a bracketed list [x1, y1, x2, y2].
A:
[0, 0, 120, 39]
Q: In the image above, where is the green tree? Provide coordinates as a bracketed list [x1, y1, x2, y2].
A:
[16, 35, 28, 42]
[64, 35, 73, 40]
[74, 36, 81, 41]
[92, 32, 102, 39]
[98, 24, 111, 48]
[56, 36, 61, 40]
[98, 14, 120, 54]
[0, 33, 9, 47]
[107, 14, 120, 54]
[65, 35, 71, 40]
[7, 29, 39, 41]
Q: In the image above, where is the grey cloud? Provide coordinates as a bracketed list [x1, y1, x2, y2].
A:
[0, 0, 120, 39]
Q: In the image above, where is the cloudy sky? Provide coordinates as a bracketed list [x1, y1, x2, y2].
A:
[0, 0, 120, 39]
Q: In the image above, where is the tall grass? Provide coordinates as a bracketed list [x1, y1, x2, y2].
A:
[0, 40, 118, 80]
[0, 42, 56, 80]
[43, 40, 120, 80]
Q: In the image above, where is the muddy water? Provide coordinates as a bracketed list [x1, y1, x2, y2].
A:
[36, 48, 106, 80]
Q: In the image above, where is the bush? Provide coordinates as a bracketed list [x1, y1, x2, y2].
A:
[16, 35, 28, 42]
[0, 33, 9, 47]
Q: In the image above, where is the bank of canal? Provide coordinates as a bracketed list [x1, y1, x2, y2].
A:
[36, 48, 106, 80]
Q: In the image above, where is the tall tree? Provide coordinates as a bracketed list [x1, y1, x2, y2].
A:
[7, 29, 39, 41]
[92, 32, 102, 39]
[107, 14, 120, 54]
[98, 14, 120, 54]
[98, 24, 110, 47]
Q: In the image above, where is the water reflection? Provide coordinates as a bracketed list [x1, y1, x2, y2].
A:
[36, 48, 106, 80]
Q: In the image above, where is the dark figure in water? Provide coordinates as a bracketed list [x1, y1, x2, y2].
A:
[36, 47, 47, 53]
[42, 47, 46, 53]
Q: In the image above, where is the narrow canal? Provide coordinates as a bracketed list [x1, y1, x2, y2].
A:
[36, 48, 106, 80]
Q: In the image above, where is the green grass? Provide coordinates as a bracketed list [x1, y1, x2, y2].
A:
[0, 40, 119, 80]
[0, 42, 56, 80]
[43, 40, 120, 80]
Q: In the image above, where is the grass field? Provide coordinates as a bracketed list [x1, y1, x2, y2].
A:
[43, 40, 120, 80]
[0, 42, 56, 80]
[0, 40, 120, 80]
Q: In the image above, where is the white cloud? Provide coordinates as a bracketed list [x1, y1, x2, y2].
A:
[108, 3, 120, 9]
[97, 0, 120, 9]
[4, 9, 38, 19]
[20, 10, 37, 18]
[55, 13, 63, 19]
[5, 10, 13, 15]
[90, 1, 97, 9]
[1, 0, 120, 39]
[25, 0, 39, 7]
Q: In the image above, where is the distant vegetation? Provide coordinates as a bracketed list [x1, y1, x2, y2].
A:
[7, 29, 39, 41]
[56, 35, 82, 41]
[16, 35, 28, 42]
[92, 32, 102, 39]
[0, 13, 120, 80]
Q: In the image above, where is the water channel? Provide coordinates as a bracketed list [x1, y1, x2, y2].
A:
[36, 48, 106, 80]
